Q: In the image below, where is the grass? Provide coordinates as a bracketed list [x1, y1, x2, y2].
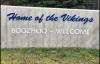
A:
[1, 48, 99, 64]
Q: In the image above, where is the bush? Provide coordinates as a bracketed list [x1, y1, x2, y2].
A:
[1, 0, 98, 10]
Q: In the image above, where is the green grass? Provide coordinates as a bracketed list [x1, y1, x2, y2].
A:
[1, 48, 99, 64]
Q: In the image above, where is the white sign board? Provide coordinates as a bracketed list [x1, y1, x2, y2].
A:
[1, 5, 99, 49]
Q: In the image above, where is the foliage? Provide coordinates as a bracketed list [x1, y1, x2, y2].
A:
[12, 0, 84, 8]
[1, 0, 98, 9]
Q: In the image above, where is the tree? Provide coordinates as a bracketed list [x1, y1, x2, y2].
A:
[1, 0, 98, 10]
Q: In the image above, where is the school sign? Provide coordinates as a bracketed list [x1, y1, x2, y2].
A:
[1, 5, 99, 48]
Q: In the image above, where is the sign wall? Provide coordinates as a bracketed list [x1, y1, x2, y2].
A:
[1, 5, 99, 48]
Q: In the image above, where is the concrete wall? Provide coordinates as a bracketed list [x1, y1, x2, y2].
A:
[1, 5, 99, 49]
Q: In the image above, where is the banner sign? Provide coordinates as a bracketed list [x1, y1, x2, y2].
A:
[1, 5, 99, 48]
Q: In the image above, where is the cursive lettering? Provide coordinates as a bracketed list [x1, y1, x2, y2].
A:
[7, 13, 32, 21]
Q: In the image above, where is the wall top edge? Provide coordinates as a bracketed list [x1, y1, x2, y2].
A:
[1, 5, 99, 12]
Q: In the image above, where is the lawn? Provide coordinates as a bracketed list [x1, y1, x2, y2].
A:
[1, 48, 99, 64]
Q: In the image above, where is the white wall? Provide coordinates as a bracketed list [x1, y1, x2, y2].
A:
[1, 5, 99, 49]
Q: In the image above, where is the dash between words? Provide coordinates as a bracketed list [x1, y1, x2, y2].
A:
[7, 13, 94, 24]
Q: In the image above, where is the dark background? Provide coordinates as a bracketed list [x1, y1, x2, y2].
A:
[1, 0, 99, 10]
